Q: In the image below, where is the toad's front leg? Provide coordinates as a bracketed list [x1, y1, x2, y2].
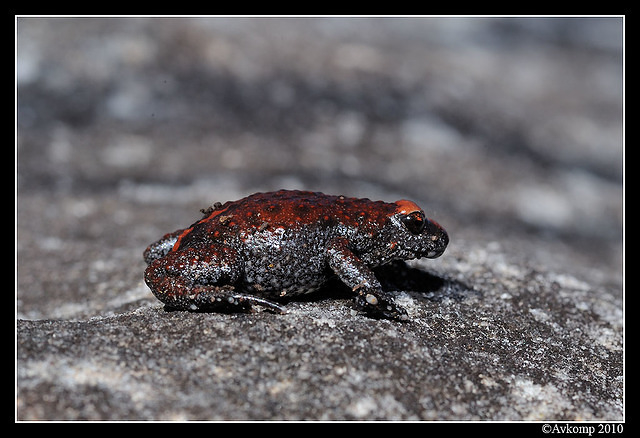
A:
[144, 245, 286, 314]
[327, 237, 408, 321]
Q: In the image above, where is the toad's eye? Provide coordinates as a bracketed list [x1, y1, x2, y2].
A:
[401, 211, 426, 234]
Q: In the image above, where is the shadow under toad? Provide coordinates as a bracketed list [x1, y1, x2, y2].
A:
[376, 260, 479, 302]
[293, 260, 479, 305]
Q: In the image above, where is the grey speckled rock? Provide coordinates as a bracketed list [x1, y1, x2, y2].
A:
[17, 17, 623, 421]
[17, 244, 622, 420]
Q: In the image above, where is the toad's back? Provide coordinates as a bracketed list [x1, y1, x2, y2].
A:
[172, 190, 400, 251]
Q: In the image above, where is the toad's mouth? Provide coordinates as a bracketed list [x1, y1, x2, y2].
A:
[406, 246, 445, 262]
[418, 249, 445, 259]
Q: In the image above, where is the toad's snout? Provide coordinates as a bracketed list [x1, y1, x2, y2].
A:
[424, 218, 449, 258]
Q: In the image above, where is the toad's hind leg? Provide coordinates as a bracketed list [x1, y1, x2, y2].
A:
[144, 247, 286, 314]
[229, 294, 288, 314]
[169, 283, 287, 314]
[143, 229, 185, 265]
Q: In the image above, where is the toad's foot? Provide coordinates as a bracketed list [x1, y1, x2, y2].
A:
[354, 291, 409, 321]
[186, 289, 288, 314]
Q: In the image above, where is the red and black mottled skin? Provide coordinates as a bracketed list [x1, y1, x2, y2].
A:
[143, 190, 448, 320]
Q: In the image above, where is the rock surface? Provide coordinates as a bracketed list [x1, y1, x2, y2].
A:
[17, 17, 623, 421]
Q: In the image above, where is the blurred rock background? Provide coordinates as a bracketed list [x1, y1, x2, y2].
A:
[17, 17, 623, 421]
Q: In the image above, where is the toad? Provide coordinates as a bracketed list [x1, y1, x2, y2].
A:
[143, 190, 448, 320]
